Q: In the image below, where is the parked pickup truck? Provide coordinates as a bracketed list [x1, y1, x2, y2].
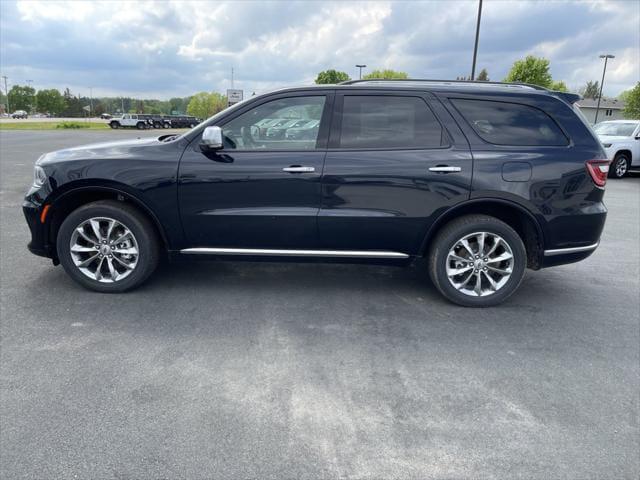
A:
[108, 114, 148, 130]
[593, 120, 640, 178]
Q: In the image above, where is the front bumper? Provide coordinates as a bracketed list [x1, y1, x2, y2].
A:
[23, 200, 53, 259]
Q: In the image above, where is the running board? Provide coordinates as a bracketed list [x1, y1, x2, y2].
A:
[180, 248, 409, 259]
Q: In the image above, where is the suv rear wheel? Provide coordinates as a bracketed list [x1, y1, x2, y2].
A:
[610, 153, 630, 179]
[429, 215, 526, 307]
[56, 200, 160, 292]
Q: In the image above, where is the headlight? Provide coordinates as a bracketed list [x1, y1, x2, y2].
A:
[602, 143, 612, 148]
[33, 165, 47, 187]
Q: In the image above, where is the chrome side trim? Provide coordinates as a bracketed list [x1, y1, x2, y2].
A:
[543, 242, 599, 257]
[180, 248, 409, 258]
[429, 166, 462, 173]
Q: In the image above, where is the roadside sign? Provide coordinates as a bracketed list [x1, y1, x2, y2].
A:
[226, 89, 243, 107]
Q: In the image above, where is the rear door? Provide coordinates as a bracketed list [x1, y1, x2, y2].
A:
[178, 91, 334, 248]
[319, 90, 472, 254]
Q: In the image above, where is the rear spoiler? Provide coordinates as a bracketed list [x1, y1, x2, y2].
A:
[553, 91, 582, 105]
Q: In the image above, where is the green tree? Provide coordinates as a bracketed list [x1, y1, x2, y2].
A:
[622, 82, 640, 119]
[580, 80, 600, 99]
[504, 55, 553, 88]
[550, 80, 568, 92]
[363, 69, 409, 80]
[35, 89, 66, 115]
[169, 96, 191, 115]
[315, 69, 351, 84]
[618, 87, 633, 103]
[8, 85, 36, 112]
[186, 92, 227, 119]
[476, 68, 489, 81]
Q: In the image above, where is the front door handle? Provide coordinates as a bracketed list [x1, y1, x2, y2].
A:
[283, 166, 315, 173]
[429, 166, 462, 173]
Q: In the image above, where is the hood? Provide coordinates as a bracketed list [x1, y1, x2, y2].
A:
[37, 135, 168, 166]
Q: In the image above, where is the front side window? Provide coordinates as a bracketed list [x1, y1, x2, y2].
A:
[452, 98, 568, 146]
[221, 96, 326, 150]
[339, 96, 446, 149]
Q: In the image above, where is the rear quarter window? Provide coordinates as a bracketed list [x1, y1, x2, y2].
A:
[451, 98, 569, 146]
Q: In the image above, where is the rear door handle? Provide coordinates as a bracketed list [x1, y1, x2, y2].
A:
[429, 166, 462, 173]
[283, 166, 315, 173]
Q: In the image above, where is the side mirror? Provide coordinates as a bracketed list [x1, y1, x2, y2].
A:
[200, 126, 223, 150]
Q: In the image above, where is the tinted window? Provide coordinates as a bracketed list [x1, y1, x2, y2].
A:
[339, 96, 446, 149]
[452, 98, 568, 146]
[222, 96, 326, 150]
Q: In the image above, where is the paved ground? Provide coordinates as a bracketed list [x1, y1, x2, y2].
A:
[1, 130, 638, 479]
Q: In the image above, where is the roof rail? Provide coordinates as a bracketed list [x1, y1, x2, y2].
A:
[339, 78, 551, 91]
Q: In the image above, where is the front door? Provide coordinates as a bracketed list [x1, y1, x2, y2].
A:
[178, 92, 333, 249]
[319, 91, 473, 254]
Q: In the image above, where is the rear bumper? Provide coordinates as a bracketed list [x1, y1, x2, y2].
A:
[541, 241, 599, 268]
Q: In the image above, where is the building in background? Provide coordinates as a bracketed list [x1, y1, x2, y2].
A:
[576, 98, 626, 124]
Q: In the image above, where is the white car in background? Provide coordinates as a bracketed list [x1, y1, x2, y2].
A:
[593, 120, 640, 178]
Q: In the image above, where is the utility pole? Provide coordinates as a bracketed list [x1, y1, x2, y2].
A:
[231, 67, 234, 89]
[89, 87, 93, 116]
[355, 64, 366, 80]
[121, 97, 125, 114]
[27, 79, 34, 113]
[594, 54, 615, 124]
[1, 76, 8, 113]
[471, 0, 483, 80]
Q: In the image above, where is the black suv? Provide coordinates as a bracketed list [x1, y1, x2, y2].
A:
[23, 80, 610, 306]
[168, 115, 200, 128]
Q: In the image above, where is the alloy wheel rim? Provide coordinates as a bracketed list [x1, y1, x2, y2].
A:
[445, 231, 514, 297]
[616, 158, 627, 177]
[69, 217, 139, 283]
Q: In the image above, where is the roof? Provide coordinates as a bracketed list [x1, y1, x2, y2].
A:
[576, 98, 625, 110]
[268, 79, 581, 102]
[592, 119, 639, 124]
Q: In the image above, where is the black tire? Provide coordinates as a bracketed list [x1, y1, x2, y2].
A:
[609, 153, 630, 179]
[136, 122, 145, 130]
[189, 123, 195, 128]
[428, 214, 527, 307]
[110, 122, 119, 129]
[56, 200, 160, 293]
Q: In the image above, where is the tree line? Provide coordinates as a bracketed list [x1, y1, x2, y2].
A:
[2, 55, 638, 119]
[0, 86, 193, 118]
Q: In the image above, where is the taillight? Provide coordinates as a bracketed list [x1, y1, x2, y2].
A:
[585, 160, 610, 188]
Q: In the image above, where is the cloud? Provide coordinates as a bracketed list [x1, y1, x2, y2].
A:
[0, 0, 638, 99]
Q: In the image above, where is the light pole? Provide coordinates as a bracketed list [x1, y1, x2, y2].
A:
[1, 76, 8, 113]
[470, 0, 483, 80]
[594, 54, 615, 124]
[355, 64, 366, 80]
[26, 79, 34, 113]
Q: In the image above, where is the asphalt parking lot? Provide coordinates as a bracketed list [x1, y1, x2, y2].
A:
[1, 130, 638, 479]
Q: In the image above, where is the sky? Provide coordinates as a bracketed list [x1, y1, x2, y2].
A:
[1, 0, 638, 100]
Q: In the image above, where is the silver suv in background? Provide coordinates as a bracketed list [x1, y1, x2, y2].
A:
[594, 120, 640, 178]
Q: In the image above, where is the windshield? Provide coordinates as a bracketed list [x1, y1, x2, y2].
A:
[593, 122, 638, 136]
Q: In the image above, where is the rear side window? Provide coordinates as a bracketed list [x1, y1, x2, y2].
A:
[451, 98, 568, 146]
[339, 96, 446, 149]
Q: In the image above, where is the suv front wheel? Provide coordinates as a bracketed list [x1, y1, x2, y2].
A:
[609, 153, 630, 179]
[429, 215, 526, 307]
[56, 200, 160, 292]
